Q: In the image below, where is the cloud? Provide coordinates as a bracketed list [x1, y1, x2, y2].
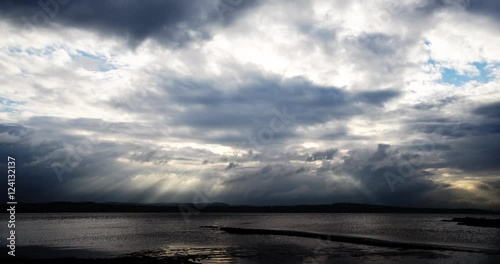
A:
[1, 0, 500, 208]
[473, 101, 500, 119]
[0, 0, 259, 47]
[306, 148, 338, 162]
[106, 75, 399, 147]
[225, 162, 238, 170]
[464, 0, 500, 20]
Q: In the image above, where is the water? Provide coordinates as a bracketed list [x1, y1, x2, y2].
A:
[2, 213, 500, 263]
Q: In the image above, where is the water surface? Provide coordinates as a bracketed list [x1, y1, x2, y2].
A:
[2, 213, 500, 263]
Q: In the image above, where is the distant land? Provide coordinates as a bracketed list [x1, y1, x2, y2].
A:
[3, 202, 499, 214]
[443, 217, 500, 228]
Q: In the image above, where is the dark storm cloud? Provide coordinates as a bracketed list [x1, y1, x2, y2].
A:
[15, 115, 219, 164]
[0, 120, 221, 202]
[369, 144, 391, 161]
[481, 179, 500, 195]
[110, 76, 400, 145]
[209, 142, 463, 207]
[2, 117, 498, 208]
[473, 101, 500, 119]
[20, 116, 174, 145]
[0, 123, 62, 166]
[444, 133, 500, 173]
[410, 99, 500, 139]
[413, 96, 459, 110]
[214, 134, 492, 207]
[130, 149, 169, 165]
[464, 0, 500, 19]
[355, 90, 401, 105]
[215, 163, 345, 205]
[305, 148, 338, 162]
[415, 0, 500, 20]
[417, 121, 500, 138]
[404, 100, 500, 174]
[0, 123, 31, 137]
[324, 144, 459, 207]
[225, 162, 238, 170]
[0, 0, 258, 47]
[407, 142, 451, 152]
[0, 123, 112, 201]
[416, 0, 470, 12]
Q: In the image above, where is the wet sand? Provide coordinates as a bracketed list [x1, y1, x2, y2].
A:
[219, 226, 500, 253]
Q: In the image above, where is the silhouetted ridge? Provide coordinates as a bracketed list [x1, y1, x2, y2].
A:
[3, 202, 498, 214]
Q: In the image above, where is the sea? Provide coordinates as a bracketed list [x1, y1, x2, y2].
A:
[2, 213, 500, 263]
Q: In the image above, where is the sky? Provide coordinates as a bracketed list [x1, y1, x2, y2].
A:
[0, 0, 500, 209]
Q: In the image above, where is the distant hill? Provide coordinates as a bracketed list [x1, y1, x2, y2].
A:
[3, 202, 498, 214]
